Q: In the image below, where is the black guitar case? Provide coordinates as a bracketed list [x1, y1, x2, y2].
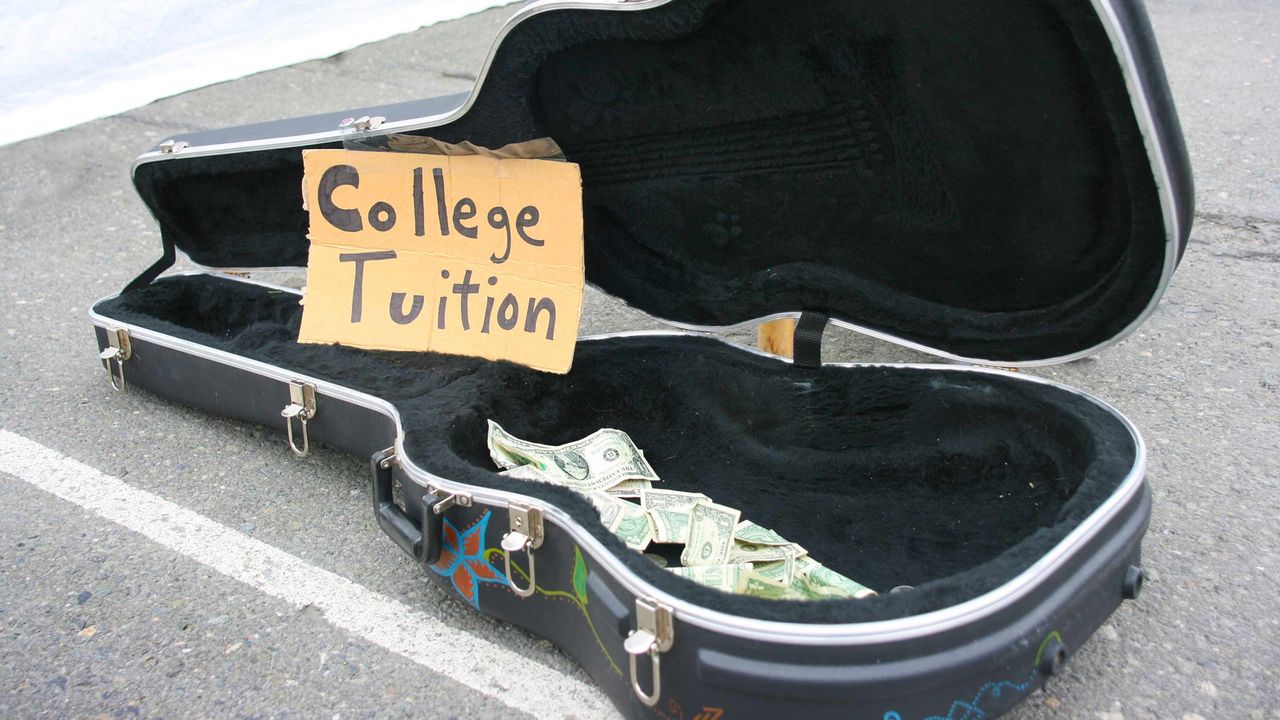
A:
[91, 1, 1193, 717]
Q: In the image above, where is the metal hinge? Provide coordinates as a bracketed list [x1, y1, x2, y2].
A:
[624, 597, 675, 706]
[280, 380, 318, 457]
[500, 502, 544, 597]
[338, 115, 385, 132]
[99, 328, 132, 392]
[378, 450, 398, 471]
[426, 483, 474, 515]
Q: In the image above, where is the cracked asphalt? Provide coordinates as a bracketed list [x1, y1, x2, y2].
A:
[1, 1, 1277, 718]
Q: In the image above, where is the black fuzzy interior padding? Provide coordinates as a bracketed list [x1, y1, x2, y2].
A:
[96, 275, 1138, 624]
[132, 0, 1171, 363]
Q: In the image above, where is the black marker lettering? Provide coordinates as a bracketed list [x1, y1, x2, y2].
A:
[453, 198, 478, 238]
[497, 293, 519, 331]
[481, 297, 495, 334]
[480, 276, 498, 334]
[318, 164, 362, 232]
[488, 206, 512, 264]
[389, 293, 424, 324]
[368, 201, 396, 232]
[339, 250, 396, 322]
[412, 167, 425, 237]
[516, 206, 543, 246]
[432, 167, 449, 236]
[437, 270, 449, 330]
[452, 269, 479, 331]
[524, 297, 556, 340]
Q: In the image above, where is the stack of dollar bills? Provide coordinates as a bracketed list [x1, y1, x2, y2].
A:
[487, 421, 877, 600]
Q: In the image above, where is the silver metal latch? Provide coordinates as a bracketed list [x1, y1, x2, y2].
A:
[280, 380, 317, 457]
[158, 139, 188, 154]
[99, 328, 132, 392]
[500, 502, 544, 597]
[624, 598, 675, 706]
[338, 115, 385, 131]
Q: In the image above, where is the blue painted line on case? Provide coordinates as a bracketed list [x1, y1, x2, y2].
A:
[883, 666, 1040, 720]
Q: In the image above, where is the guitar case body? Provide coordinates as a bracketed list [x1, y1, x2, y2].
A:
[92, 1, 1193, 717]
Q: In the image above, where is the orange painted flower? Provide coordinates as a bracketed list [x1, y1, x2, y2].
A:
[431, 512, 506, 608]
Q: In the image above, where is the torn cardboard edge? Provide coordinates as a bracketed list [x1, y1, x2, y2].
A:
[343, 133, 567, 161]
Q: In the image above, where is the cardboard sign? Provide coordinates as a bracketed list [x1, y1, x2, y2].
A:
[297, 148, 584, 373]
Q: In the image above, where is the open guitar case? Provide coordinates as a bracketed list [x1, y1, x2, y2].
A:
[91, 0, 1194, 717]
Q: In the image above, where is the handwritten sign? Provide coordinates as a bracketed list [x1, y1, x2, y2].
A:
[297, 148, 584, 373]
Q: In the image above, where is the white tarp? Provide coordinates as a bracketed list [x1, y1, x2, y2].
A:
[0, 0, 513, 147]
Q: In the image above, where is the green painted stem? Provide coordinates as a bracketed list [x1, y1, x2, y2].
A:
[484, 547, 623, 678]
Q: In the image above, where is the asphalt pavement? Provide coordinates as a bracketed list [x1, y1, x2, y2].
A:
[1, 2, 1277, 718]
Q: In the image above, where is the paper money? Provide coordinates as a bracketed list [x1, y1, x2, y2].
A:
[794, 557, 878, 599]
[741, 571, 809, 600]
[728, 552, 878, 601]
[642, 489, 710, 513]
[681, 500, 740, 567]
[586, 491, 625, 527]
[605, 479, 653, 498]
[487, 420, 659, 493]
[667, 563, 752, 593]
[487, 422, 555, 470]
[605, 497, 653, 550]
[727, 540, 805, 566]
[647, 507, 692, 544]
[750, 559, 793, 586]
[725, 540, 807, 587]
[642, 489, 710, 544]
[487, 421, 878, 601]
[733, 520, 791, 546]
[498, 464, 557, 483]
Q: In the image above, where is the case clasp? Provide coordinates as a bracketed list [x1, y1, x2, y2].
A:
[99, 328, 132, 392]
[500, 502, 544, 597]
[281, 380, 318, 457]
[625, 597, 674, 707]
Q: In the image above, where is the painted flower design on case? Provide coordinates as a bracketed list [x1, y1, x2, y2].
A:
[431, 511, 507, 608]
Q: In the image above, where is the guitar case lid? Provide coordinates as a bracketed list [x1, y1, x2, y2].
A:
[129, 0, 1194, 366]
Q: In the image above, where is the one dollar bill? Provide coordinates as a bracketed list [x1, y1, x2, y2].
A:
[681, 500, 740, 567]
[487, 420, 660, 493]
[667, 562, 752, 593]
[642, 489, 710, 544]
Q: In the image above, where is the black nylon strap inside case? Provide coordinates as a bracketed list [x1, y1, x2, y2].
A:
[793, 311, 829, 369]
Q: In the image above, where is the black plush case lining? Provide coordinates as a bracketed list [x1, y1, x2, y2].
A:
[131, 0, 1191, 364]
[95, 274, 1137, 625]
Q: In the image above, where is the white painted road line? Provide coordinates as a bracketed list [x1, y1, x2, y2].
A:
[0, 429, 613, 719]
